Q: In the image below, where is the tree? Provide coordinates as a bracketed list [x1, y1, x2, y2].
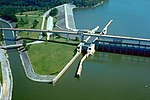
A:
[20, 12, 23, 15]
[25, 14, 28, 17]
[75, 37, 80, 41]
[31, 19, 39, 28]
[42, 32, 48, 43]
[20, 18, 25, 27]
[23, 40, 27, 47]
[42, 32, 47, 37]
[0, 6, 18, 22]
[0, 0, 104, 17]
[1, 14, 18, 22]
[22, 40, 31, 51]
[49, 8, 58, 17]
[55, 33, 61, 38]
[18, 18, 28, 27]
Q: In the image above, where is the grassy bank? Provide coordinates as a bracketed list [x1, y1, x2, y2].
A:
[28, 42, 77, 75]
[17, 10, 79, 75]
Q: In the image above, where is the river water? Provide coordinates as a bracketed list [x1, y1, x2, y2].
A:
[1, 0, 150, 100]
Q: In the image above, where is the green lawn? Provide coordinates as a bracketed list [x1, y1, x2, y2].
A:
[16, 10, 79, 75]
[16, 11, 44, 16]
[16, 11, 44, 39]
[28, 42, 77, 75]
[0, 41, 2, 46]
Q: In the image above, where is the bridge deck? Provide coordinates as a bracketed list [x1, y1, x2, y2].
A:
[1, 28, 150, 42]
[1, 28, 150, 57]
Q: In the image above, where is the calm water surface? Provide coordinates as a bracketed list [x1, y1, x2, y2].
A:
[74, 0, 150, 38]
[1, 0, 150, 100]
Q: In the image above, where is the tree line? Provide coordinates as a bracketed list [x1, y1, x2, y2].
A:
[0, 0, 105, 22]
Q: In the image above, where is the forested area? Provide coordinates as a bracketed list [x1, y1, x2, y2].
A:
[0, 0, 105, 22]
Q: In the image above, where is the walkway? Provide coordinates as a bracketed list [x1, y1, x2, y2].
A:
[46, 16, 53, 40]
[39, 9, 52, 39]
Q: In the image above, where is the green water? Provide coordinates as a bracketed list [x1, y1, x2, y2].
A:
[1, 0, 150, 99]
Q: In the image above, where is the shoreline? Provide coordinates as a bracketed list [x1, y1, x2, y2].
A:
[16, 35, 56, 83]
[0, 1, 104, 85]
[13, 2, 103, 84]
[20, 4, 80, 85]
[72, 0, 105, 9]
[15, 4, 81, 84]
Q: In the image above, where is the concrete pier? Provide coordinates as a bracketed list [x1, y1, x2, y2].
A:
[53, 52, 81, 84]
[75, 54, 89, 78]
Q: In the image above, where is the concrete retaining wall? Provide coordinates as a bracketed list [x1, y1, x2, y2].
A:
[53, 52, 81, 84]
[0, 83, 2, 100]
[0, 19, 13, 100]
[16, 37, 56, 83]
